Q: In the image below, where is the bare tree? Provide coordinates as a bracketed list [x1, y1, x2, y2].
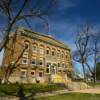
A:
[73, 23, 93, 82]
[85, 32, 100, 82]
[0, 0, 57, 83]
[73, 23, 100, 82]
[0, 0, 57, 51]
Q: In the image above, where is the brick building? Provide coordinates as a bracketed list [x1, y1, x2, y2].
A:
[2, 27, 73, 83]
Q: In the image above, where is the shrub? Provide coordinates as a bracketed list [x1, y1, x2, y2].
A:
[0, 83, 65, 96]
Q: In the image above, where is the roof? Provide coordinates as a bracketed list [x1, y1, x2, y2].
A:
[17, 27, 70, 51]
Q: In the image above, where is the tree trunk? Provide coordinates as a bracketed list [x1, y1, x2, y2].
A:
[82, 63, 87, 82]
[94, 66, 96, 83]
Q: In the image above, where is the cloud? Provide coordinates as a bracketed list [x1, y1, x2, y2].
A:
[56, 0, 77, 11]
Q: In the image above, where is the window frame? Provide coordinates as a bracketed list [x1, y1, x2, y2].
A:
[31, 59, 36, 65]
[20, 70, 27, 79]
[22, 58, 28, 65]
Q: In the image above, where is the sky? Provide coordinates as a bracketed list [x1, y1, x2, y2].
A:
[0, 0, 100, 73]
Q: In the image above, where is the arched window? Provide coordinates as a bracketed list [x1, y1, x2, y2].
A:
[61, 51, 64, 59]
[46, 47, 50, 55]
[57, 50, 60, 58]
[23, 51, 28, 58]
[40, 45, 44, 55]
[32, 43, 37, 53]
[52, 48, 56, 56]
[24, 40, 29, 50]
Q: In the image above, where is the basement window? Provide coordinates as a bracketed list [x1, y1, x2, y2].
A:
[20, 70, 27, 79]
[39, 72, 43, 77]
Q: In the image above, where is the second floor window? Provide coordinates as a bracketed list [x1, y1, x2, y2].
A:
[24, 41, 29, 50]
[46, 47, 50, 55]
[46, 50, 50, 55]
[40, 48, 44, 54]
[57, 52, 60, 58]
[62, 52, 64, 58]
[23, 52, 28, 58]
[32, 46, 37, 53]
[52, 51, 55, 56]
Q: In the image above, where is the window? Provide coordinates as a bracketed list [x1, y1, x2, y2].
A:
[62, 63, 65, 68]
[57, 50, 60, 58]
[31, 71, 35, 78]
[23, 52, 28, 58]
[57, 53, 60, 58]
[46, 47, 50, 55]
[39, 72, 43, 77]
[62, 51, 64, 58]
[66, 55, 68, 60]
[52, 65, 56, 74]
[31, 59, 36, 65]
[52, 49, 56, 56]
[46, 50, 49, 54]
[46, 68, 49, 73]
[39, 60, 43, 65]
[24, 43, 29, 49]
[40, 48, 44, 54]
[46, 63, 50, 73]
[24, 41, 29, 50]
[58, 63, 60, 67]
[52, 51, 55, 56]
[20, 71, 27, 79]
[32, 46, 37, 53]
[22, 59, 28, 64]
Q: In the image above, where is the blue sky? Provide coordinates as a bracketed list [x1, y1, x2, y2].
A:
[0, 0, 100, 73]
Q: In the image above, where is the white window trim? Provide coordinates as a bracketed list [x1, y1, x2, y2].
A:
[31, 71, 35, 78]
[23, 52, 28, 58]
[46, 63, 51, 74]
[40, 47, 44, 55]
[20, 70, 27, 79]
[32, 46, 37, 53]
[31, 59, 36, 65]
[22, 58, 28, 65]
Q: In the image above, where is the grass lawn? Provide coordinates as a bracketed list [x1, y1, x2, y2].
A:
[88, 82, 100, 87]
[36, 93, 100, 100]
[0, 84, 65, 96]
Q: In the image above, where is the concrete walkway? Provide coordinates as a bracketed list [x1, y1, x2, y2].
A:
[35, 88, 100, 98]
[74, 88, 100, 94]
[35, 89, 69, 98]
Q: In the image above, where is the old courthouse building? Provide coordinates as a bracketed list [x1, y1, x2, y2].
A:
[2, 27, 73, 83]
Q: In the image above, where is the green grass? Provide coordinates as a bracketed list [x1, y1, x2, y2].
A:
[88, 82, 100, 87]
[36, 93, 100, 100]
